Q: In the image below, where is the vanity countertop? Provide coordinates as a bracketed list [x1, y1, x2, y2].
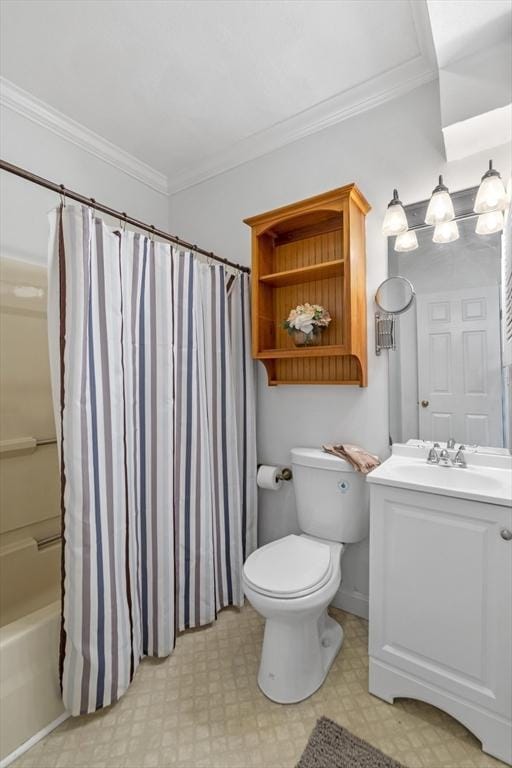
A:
[366, 444, 512, 507]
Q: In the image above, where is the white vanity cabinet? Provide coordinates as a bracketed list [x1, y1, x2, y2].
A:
[368, 483, 512, 764]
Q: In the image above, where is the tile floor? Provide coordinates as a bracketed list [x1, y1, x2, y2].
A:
[12, 605, 505, 768]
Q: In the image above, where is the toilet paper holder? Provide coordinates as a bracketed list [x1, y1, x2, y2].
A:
[257, 464, 293, 481]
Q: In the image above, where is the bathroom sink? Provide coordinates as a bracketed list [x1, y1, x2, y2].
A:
[367, 447, 512, 507]
[393, 462, 502, 493]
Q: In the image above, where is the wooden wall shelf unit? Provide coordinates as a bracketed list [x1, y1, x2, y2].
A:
[244, 184, 371, 386]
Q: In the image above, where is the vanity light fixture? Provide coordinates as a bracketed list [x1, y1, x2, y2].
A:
[425, 175, 455, 225]
[383, 167, 510, 251]
[474, 160, 507, 214]
[382, 189, 408, 236]
[475, 210, 504, 235]
[394, 229, 418, 252]
[433, 220, 459, 244]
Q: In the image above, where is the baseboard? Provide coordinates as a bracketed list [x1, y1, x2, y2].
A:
[332, 586, 369, 620]
[0, 712, 69, 768]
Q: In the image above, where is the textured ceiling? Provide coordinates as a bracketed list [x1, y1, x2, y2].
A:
[0, 0, 430, 181]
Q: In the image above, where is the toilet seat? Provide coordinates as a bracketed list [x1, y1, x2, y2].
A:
[243, 534, 334, 599]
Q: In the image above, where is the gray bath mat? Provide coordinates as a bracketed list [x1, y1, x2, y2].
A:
[297, 716, 407, 768]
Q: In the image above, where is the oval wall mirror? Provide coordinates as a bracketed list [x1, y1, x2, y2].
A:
[375, 276, 415, 315]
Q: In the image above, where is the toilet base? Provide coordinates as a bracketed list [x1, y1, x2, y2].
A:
[257, 611, 343, 704]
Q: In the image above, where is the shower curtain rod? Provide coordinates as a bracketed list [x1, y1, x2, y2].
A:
[0, 159, 250, 274]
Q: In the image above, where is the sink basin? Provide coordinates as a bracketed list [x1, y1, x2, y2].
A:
[394, 462, 503, 494]
[367, 448, 512, 507]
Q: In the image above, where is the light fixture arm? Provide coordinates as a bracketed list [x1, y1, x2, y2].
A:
[481, 159, 501, 181]
[432, 175, 449, 194]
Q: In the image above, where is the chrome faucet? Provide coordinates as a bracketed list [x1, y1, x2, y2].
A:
[438, 448, 451, 467]
[446, 438, 456, 449]
[427, 443, 441, 464]
[452, 446, 467, 468]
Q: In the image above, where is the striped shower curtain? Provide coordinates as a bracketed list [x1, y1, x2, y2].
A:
[48, 205, 256, 715]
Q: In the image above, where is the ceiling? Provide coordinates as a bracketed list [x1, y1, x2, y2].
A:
[0, 0, 437, 192]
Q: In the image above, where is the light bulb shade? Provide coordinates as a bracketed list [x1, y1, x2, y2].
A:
[475, 210, 504, 235]
[425, 189, 455, 225]
[474, 174, 507, 213]
[432, 220, 459, 243]
[382, 192, 408, 236]
[394, 229, 418, 252]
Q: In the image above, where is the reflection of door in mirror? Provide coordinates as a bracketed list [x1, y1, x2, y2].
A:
[417, 287, 502, 446]
[388, 187, 508, 450]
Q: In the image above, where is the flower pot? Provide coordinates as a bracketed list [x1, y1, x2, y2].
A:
[291, 329, 323, 347]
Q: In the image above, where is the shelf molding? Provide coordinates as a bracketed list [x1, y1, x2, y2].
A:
[259, 259, 343, 287]
[255, 344, 345, 360]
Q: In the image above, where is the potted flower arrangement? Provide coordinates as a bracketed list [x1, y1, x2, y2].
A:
[283, 303, 331, 347]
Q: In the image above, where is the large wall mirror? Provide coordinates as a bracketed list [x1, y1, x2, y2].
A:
[387, 187, 511, 451]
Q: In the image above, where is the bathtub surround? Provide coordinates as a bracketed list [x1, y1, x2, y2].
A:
[0, 258, 60, 627]
[0, 602, 67, 765]
[47, 205, 256, 714]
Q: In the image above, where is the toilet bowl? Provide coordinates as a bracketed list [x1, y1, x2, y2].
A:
[243, 534, 345, 703]
[244, 448, 368, 703]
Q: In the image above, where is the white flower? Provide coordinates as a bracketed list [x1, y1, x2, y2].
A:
[292, 311, 315, 334]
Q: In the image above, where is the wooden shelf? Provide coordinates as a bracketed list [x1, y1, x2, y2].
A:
[259, 259, 343, 287]
[244, 184, 370, 387]
[269, 379, 361, 386]
[255, 344, 344, 359]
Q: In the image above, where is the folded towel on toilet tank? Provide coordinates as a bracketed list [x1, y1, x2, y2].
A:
[322, 443, 381, 474]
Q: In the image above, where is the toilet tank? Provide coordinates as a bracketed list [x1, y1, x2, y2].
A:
[291, 448, 369, 543]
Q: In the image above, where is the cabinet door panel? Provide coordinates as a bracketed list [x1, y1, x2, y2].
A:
[369, 486, 512, 717]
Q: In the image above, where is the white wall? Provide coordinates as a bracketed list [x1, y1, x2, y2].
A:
[0, 108, 169, 265]
[439, 39, 512, 129]
[170, 80, 511, 618]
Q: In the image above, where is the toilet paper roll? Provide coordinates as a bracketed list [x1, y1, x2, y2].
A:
[257, 465, 282, 491]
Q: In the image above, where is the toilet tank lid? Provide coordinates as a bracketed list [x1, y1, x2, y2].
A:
[291, 447, 354, 472]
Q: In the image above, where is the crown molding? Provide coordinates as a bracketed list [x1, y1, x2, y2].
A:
[167, 0, 438, 194]
[168, 57, 437, 195]
[1, 0, 438, 198]
[409, 0, 438, 69]
[0, 78, 169, 195]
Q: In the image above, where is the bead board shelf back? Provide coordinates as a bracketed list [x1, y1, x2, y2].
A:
[244, 185, 370, 386]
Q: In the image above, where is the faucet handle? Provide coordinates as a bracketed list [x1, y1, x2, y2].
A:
[427, 447, 439, 464]
[453, 446, 467, 468]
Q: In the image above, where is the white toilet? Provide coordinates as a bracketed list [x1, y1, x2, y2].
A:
[243, 447, 369, 704]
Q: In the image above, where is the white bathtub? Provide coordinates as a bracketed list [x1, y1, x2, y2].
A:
[0, 600, 67, 765]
